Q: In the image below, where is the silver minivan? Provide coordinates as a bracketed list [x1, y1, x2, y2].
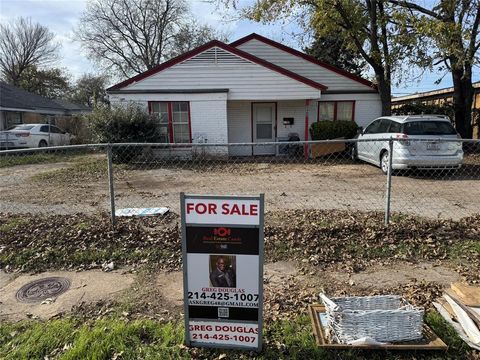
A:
[353, 115, 463, 174]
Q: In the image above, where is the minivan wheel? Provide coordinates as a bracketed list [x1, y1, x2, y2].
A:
[350, 144, 358, 162]
[380, 151, 389, 175]
[38, 140, 48, 147]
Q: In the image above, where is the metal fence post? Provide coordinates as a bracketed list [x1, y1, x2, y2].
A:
[107, 145, 116, 227]
[384, 138, 394, 225]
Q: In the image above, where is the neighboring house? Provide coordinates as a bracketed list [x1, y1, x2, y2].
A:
[392, 82, 480, 138]
[107, 33, 382, 156]
[0, 82, 91, 136]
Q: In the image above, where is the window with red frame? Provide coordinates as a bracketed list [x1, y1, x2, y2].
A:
[149, 101, 191, 143]
[318, 101, 355, 121]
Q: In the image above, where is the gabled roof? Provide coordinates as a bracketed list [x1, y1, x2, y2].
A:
[107, 40, 328, 92]
[230, 33, 376, 89]
[0, 82, 65, 112]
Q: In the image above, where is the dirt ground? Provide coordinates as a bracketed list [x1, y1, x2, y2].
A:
[0, 155, 479, 219]
[0, 261, 462, 322]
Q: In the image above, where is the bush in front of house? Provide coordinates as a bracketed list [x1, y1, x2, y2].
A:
[309, 120, 359, 140]
[86, 103, 160, 162]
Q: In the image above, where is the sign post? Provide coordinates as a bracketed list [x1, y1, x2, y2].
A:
[181, 193, 264, 351]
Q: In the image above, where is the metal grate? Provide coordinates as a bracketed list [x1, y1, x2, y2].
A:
[16, 277, 71, 303]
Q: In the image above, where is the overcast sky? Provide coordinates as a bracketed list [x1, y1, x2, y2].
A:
[0, 0, 478, 96]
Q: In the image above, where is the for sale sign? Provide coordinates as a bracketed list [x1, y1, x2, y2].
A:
[181, 194, 264, 351]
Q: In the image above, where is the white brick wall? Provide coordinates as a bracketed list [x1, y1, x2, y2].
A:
[109, 92, 229, 156]
[190, 99, 228, 156]
[277, 100, 317, 140]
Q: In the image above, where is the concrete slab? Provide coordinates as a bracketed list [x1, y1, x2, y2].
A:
[0, 270, 15, 289]
[0, 270, 134, 321]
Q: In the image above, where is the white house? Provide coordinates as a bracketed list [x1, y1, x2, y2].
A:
[107, 33, 382, 156]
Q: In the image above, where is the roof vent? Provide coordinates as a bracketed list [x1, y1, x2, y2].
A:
[183, 47, 251, 66]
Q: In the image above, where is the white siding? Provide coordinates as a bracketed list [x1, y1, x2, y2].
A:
[109, 92, 228, 104]
[236, 39, 374, 92]
[123, 47, 321, 100]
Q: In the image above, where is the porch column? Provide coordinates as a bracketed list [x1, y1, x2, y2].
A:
[304, 99, 310, 159]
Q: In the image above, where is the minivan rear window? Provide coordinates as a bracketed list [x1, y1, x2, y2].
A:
[402, 121, 457, 135]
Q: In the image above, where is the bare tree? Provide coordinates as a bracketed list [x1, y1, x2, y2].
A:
[76, 0, 226, 79]
[0, 17, 59, 85]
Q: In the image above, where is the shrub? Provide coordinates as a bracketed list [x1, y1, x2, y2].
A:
[86, 103, 160, 162]
[309, 120, 358, 140]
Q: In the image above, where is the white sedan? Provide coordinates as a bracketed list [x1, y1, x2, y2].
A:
[0, 124, 71, 149]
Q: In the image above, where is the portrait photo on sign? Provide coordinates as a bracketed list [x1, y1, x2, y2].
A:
[209, 255, 236, 288]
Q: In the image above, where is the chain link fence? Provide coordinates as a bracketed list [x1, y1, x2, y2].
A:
[0, 139, 478, 225]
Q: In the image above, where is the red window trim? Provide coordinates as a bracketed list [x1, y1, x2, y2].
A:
[317, 100, 356, 122]
[167, 102, 174, 143]
[148, 101, 192, 143]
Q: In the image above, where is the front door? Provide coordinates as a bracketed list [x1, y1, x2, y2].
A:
[253, 103, 275, 155]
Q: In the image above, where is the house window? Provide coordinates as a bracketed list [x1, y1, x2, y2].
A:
[318, 101, 355, 121]
[149, 101, 191, 143]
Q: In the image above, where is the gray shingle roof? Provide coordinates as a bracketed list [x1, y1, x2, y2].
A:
[0, 82, 65, 112]
[0, 82, 91, 113]
[51, 99, 92, 112]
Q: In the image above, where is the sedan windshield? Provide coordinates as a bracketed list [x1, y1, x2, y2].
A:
[402, 121, 457, 135]
[8, 125, 35, 131]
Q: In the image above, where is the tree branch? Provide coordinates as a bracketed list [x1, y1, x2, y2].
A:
[388, 0, 441, 19]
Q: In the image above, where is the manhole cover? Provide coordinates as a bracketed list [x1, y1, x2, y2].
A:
[16, 277, 71, 303]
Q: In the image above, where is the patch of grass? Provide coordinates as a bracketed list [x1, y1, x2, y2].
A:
[32, 157, 108, 183]
[0, 216, 28, 232]
[0, 249, 38, 269]
[0, 153, 73, 168]
[0, 314, 473, 359]
[448, 240, 480, 259]
[74, 221, 91, 231]
[0, 318, 186, 360]
[425, 310, 471, 358]
[0, 319, 78, 359]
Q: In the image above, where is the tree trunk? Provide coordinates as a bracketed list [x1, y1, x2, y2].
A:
[452, 68, 474, 139]
[376, 73, 392, 116]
